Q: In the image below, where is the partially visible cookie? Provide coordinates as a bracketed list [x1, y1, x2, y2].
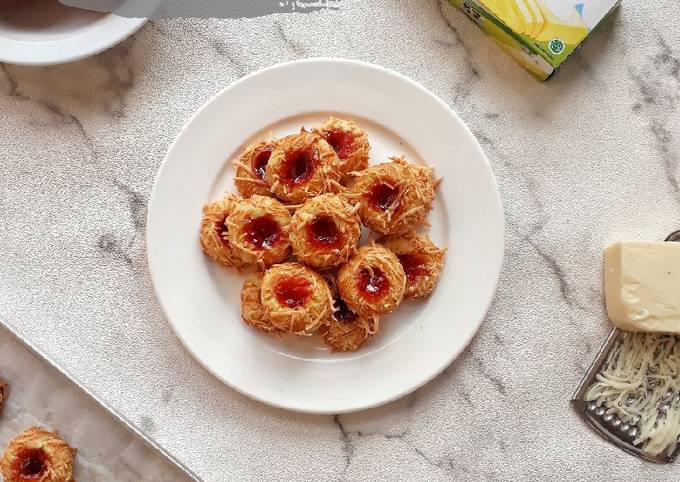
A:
[379, 233, 445, 299]
[0, 427, 76, 482]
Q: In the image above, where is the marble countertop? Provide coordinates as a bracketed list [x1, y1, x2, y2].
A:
[1, 0, 680, 480]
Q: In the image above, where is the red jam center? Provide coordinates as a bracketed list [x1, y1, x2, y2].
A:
[356, 267, 390, 300]
[14, 448, 47, 480]
[334, 298, 357, 322]
[274, 276, 313, 308]
[281, 147, 317, 186]
[306, 215, 342, 250]
[367, 182, 399, 212]
[324, 129, 355, 160]
[398, 254, 429, 284]
[252, 147, 273, 181]
[243, 215, 282, 250]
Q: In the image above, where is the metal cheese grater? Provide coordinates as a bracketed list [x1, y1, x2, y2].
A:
[571, 230, 680, 464]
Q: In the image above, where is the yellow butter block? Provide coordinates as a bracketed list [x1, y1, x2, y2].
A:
[478, 0, 523, 33]
[511, 0, 534, 36]
[523, 0, 545, 38]
[536, 2, 588, 44]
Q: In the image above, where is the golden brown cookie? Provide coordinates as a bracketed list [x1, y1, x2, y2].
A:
[260, 262, 333, 335]
[0, 427, 76, 482]
[233, 138, 279, 198]
[199, 195, 244, 269]
[312, 117, 369, 180]
[350, 157, 435, 236]
[320, 297, 378, 352]
[240, 273, 277, 333]
[289, 193, 361, 269]
[337, 245, 406, 318]
[225, 195, 292, 269]
[266, 130, 342, 203]
[380, 233, 445, 299]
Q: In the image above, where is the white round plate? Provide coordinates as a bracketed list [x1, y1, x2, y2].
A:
[147, 59, 504, 414]
[0, 1, 151, 65]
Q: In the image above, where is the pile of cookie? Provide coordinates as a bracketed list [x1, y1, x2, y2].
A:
[200, 117, 445, 352]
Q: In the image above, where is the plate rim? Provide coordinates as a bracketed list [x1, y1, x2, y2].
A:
[0, 12, 147, 66]
[147, 58, 505, 414]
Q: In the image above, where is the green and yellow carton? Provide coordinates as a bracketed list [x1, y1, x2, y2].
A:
[450, 0, 620, 80]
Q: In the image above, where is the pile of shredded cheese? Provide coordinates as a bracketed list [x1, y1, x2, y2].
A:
[586, 333, 680, 457]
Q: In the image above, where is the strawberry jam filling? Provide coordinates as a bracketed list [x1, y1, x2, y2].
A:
[356, 267, 390, 300]
[280, 147, 317, 186]
[398, 253, 429, 284]
[243, 215, 282, 250]
[251, 146, 273, 181]
[274, 276, 313, 308]
[334, 298, 357, 322]
[367, 181, 399, 212]
[324, 129, 355, 160]
[13, 448, 47, 481]
[306, 215, 342, 250]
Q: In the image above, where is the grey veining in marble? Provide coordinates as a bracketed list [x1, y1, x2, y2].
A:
[1, 0, 680, 480]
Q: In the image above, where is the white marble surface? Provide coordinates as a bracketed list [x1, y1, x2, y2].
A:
[1, 1, 680, 480]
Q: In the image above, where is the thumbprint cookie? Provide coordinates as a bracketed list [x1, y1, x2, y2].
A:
[350, 157, 435, 236]
[312, 117, 369, 180]
[260, 262, 333, 335]
[1, 427, 76, 482]
[337, 245, 406, 318]
[240, 273, 277, 333]
[320, 296, 378, 352]
[266, 130, 342, 204]
[226, 195, 291, 269]
[289, 193, 361, 269]
[233, 138, 279, 198]
[380, 233, 445, 299]
[200, 195, 244, 268]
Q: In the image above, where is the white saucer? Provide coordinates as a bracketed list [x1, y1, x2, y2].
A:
[0, 0, 152, 65]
